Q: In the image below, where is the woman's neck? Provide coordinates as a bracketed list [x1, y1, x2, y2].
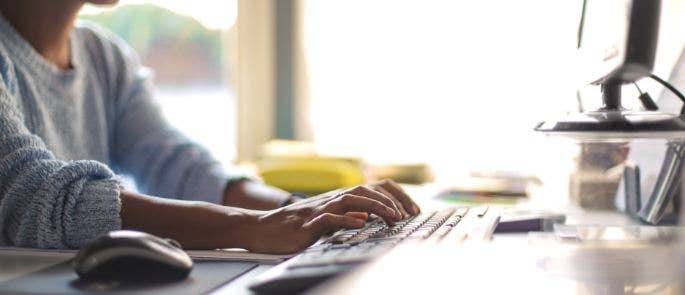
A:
[0, 0, 84, 69]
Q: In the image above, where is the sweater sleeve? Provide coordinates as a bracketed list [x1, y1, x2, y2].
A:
[82, 25, 243, 204]
[0, 51, 122, 249]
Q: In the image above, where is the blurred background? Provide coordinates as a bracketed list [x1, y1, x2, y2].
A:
[80, 0, 685, 204]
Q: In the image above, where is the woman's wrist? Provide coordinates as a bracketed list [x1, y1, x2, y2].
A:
[231, 208, 281, 252]
[172, 202, 266, 250]
[219, 206, 265, 250]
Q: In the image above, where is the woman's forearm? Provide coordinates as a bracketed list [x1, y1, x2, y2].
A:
[120, 190, 261, 249]
[222, 180, 290, 210]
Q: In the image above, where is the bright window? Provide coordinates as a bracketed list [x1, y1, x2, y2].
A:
[80, 0, 237, 165]
[302, 0, 581, 180]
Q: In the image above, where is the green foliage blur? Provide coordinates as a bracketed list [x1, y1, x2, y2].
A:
[80, 4, 222, 61]
[80, 4, 225, 86]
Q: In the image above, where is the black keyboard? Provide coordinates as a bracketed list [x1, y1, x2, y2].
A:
[249, 206, 500, 294]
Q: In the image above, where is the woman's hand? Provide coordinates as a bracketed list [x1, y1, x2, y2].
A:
[244, 181, 420, 254]
[368, 179, 421, 218]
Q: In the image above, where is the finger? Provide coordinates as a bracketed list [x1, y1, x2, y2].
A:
[376, 179, 420, 215]
[305, 213, 365, 236]
[372, 185, 409, 219]
[324, 194, 400, 223]
[344, 211, 369, 221]
[347, 186, 402, 218]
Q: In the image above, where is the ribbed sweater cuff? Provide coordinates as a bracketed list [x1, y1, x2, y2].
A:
[64, 179, 122, 248]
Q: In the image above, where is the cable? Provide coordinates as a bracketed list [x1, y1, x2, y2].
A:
[649, 73, 685, 104]
[633, 81, 658, 111]
[649, 73, 685, 114]
[577, 0, 587, 49]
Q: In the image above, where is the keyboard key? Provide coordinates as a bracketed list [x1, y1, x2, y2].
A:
[364, 237, 403, 243]
[475, 206, 489, 217]
[329, 244, 351, 250]
[328, 234, 354, 244]
[409, 230, 432, 239]
[304, 244, 330, 253]
[347, 234, 372, 244]
[444, 216, 462, 227]
[454, 207, 469, 217]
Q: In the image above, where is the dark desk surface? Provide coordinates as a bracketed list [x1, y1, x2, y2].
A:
[0, 259, 256, 295]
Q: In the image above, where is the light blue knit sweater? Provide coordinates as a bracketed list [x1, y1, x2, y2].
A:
[0, 16, 237, 248]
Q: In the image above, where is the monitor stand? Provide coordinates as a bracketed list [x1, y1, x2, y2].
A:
[535, 80, 685, 138]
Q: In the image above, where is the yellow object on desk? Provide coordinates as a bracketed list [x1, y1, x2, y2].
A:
[258, 157, 364, 195]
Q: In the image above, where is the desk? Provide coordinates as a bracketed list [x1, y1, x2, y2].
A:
[0, 191, 680, 294]
[312, 210, 684, 294]
[0, 252, 67, 282]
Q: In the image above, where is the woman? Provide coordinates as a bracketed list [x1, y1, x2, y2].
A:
[0, 0, 419, 253]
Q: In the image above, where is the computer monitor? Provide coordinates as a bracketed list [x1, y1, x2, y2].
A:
[578, 0, 661, 86]
[575, 0, 683, 225]
[535, 0, 685, 135]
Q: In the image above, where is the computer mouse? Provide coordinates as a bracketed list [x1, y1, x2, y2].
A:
[73, 230, 193, 282]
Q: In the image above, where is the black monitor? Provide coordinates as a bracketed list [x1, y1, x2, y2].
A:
[578, 0, 661, 86]
[535, 0, 685, 137]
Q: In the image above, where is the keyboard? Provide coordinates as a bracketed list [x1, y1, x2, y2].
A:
[249, 206, 500, 294]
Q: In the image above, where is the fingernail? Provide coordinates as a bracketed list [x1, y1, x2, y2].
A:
[412, 204, 420, 215]
[353, 218, 365, 227]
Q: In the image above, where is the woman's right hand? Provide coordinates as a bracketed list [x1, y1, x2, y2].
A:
[243, 185, 405, 254]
